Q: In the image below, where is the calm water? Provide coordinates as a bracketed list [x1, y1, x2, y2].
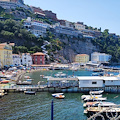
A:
[0, 70, 120, 120]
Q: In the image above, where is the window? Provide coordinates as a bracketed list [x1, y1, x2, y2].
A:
[92, 82, 97, 84]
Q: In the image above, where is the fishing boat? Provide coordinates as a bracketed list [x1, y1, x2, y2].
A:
[55, 94, 65, 99]
[24, 91, 36, 95]
[83, 101, 116, 108]
[89, 90, 104, 95]
[84, 97, 107, 102]
[52, 93, 64, 97]
[81, 94, 102, 100]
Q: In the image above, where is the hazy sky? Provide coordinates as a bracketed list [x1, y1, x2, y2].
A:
[24, 0, 120, 35]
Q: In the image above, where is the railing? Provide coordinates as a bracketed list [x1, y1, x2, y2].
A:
[0, 84, 47, 90]
[87, 104, 120, 120]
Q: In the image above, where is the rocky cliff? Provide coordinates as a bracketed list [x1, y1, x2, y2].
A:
[53, 36, 100, 63]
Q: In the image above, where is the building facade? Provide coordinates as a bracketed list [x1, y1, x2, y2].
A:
[24, 17, 50, 37]
[0, 43, 13, 68]
[91, 52, 112, 63]
[53, 23, 82, 37]
[21, 53, 32, 66]
[75, 54, 89, 64]
[74, 22, 85, 30]
[32, 52, 45, 65]
[12, 54, 21, 66]
[0, 0, 29, 10]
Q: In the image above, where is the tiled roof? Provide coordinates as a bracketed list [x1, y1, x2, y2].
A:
[76, 54, 89, 56]
[32, 52, 45, 56]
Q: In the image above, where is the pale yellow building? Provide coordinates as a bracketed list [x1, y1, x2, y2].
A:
[75, 54, 89, 64]
[0, 43, 14, 69]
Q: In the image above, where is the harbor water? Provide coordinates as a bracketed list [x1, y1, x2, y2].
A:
[0, 70, 120, 120]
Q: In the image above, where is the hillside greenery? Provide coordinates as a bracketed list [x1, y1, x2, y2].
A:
[92, 29, 120, 63]
[0, 19, 62, 61]
[0, 6, 120, 63]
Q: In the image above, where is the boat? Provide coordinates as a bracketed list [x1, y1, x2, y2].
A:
[24, 76, 30, 79]
[84, 106, 120, 118]
[89, 90, 104, 95]
[55, 94, 65, 99]
[84, 97, 107, 102]
[0, 92, 4, 97]
[81, 94, 102, 100]
[83, 101, 116, 108]
[17, 80, 32, 85]
[24, 91, 36, 95]
[52, 93, 64, 97]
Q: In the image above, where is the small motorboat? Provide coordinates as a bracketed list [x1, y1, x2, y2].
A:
[24, 91, 36, 95]
[89, 90, 104, 95]
[81, 94, 102, 100]
[24, 76, 30, 79]
[84, 97, 107, 102]
[52, 93, 64, 97]
[55, 94, 65, 99]
[83, 101, 116, 108]
[0, 92, 4, 98]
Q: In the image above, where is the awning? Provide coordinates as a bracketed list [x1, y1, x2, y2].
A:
[4, 65, 9, 67]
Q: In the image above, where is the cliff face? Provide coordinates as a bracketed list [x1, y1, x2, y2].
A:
[54, 37, 100, 63]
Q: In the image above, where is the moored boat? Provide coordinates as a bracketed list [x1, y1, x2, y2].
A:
[81, 94, 102, 100]
[89, 90, 104, 95]
[55, 94, 65, 99]
[84, 106, 120, 119]
[83, 101, 116, 108]
[84, 97, 107, 102]
[52, 93, 64, 97]
[24, 91, 36, 95]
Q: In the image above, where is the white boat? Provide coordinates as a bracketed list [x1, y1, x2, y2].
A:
[24, 76, 30, 79]
[24, 91, 36, 95]
[52, 93, 64, 97]
[83, 101, 116, 108]
[84, 97, 107, 102]
[55, 94, 65, 99]
[81, 94, 102, 100]
[89, 90, 104, 95]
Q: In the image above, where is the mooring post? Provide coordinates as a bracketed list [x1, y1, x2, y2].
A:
[51, 99, 54, 120]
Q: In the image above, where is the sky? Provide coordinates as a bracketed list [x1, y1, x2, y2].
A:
[24, 0, 120, 35]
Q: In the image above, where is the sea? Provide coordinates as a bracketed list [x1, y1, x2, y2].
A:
[0, 70, 120, 120]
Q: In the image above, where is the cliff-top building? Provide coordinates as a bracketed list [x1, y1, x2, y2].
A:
[0, 0, 29, 9]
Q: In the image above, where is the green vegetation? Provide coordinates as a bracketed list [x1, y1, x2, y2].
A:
[0, 19, 44, 54]
[0, 6, 14, 18]
[92, 29, 120, 63]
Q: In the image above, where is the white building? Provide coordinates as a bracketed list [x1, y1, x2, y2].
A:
[78, 76, 104, 88]
[78, 76, 120, 88]
[12, 54, 21, 66]
[24, 17, 50, 37]
[74, 22, 85, 30]
[21, 53, 32, 67]
[91, 52, 111, 63]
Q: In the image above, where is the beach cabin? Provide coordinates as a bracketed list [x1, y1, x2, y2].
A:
[104, 77, 120, 86]
[78, 76, 104, 88]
